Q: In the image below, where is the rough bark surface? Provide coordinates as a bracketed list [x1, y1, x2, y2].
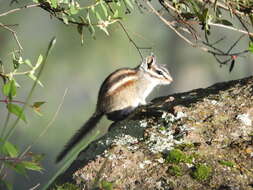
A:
[55, 76, 253, 190]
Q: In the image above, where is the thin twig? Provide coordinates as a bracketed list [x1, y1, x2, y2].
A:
[0, 156, 23, 163]
[226, 34, 245, 54]
[0, 3, 40, 17]
[0, 99, 26, 105]
[118, 21, 145, 60]
[209, 22, 253, 37]
[20, 88, 68, 158]
[29, 184, 40, 190]
[107, 3, 151, 60]
[146, 1, 196, 47]
[0, 22, 23, 51]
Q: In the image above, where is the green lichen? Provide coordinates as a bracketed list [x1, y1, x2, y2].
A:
[167, 165, 182, 176]
[166, 149, 193, 164]
[218, 160, 235, 167]
[51, 183, 79, 190]
[191, 164, 212, 181]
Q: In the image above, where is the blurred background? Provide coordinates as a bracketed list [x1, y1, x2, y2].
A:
[0, 0, 252, 189]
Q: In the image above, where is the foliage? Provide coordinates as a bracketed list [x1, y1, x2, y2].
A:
[145, 0, 253, 71]
[31, 0, 135, 43]
[0, 36, 56, 189]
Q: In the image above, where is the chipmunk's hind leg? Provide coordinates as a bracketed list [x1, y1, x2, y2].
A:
[106, 107, 135, 121]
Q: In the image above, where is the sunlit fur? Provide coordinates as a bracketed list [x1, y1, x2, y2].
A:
[97, 55, 173, 113]
[56, 54, 173, 163]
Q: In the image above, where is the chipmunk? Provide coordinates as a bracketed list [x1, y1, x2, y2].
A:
[56, 54, 173, 162]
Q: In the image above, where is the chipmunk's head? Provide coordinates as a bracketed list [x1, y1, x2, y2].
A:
[140, 54, 173, 85]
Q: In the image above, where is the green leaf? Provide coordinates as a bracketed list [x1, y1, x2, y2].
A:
[100, 1, 108, 17]
[24, 59, 33, 68]
[77, 24, 84, 45]
[2, 80, 17, 98]
[7, 103, 27, 123]
[113, 9, 119, 18]
[27, 73, 44, 87]
[95, 11, 102, 21]
[51, 0, 58, 8]
[86, 12, 96, 39]
[124, 0, 134, 9]
[8, 162, 27, 176]
[91, 5, 95, 13]
[249, 42, 253, 53]
[70, 4, 79, 15]
[34, 54, 43, 70]
[1, 141, 19, 157]
[22, 161, 43, 172]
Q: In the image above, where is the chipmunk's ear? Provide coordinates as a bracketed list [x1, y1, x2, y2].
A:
[141, 54, 156, 70]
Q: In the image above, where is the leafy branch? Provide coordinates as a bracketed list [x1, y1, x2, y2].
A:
[144, 0, 253, 70]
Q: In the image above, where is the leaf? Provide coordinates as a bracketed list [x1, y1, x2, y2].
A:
[22, 161, 43, 172]
[12, 58, 19, 70]
[124, 0, 134, 10]
[31, 101, 46, 116]
[24, 59, 33, 68]
[100, 1, 108, 17]
[229, 59, 235, 73]
[249, 42, 253, 53]
[86, 12, 96, 39]
[27, 73, 44, 87]
[113, 9, 119, 18]
[7, 103, 27, 123]
[2, 80, 17, 98]
[50, 0, 58, 8]
[32, 153, 45, 163]
[34, 54, 43, 70]
[62, 13, 69, 24]
[2, 141, 19, 157]
[70, 4, 79, 15]
[95, 11, 102, 21]
[7, 162, 27, 176]
[77, 24, 84, 45]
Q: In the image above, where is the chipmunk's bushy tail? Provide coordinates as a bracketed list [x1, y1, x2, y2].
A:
[56, 111, 103, 163]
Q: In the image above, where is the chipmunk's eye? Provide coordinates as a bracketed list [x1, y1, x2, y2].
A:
[155, 70, 163, 75]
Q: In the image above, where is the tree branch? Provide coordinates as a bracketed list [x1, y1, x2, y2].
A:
[0, 3, 40, 17]
[0, 22, 23, 51]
